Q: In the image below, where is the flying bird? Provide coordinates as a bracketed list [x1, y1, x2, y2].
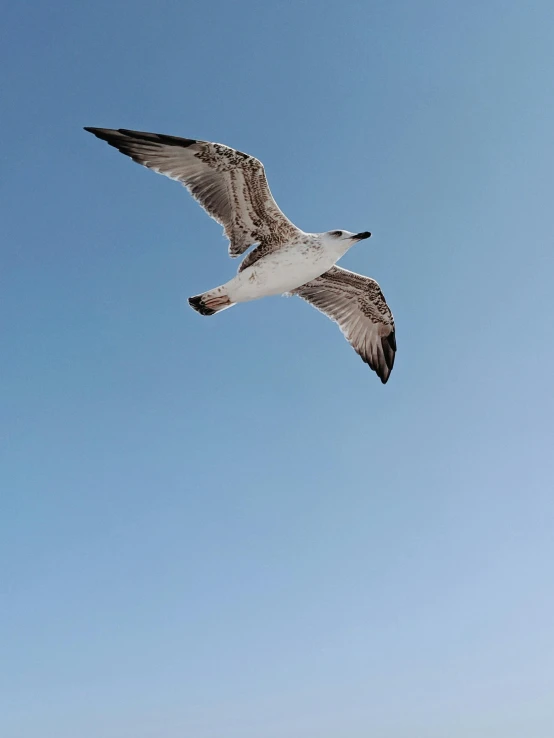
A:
[85, 127, 396, 382]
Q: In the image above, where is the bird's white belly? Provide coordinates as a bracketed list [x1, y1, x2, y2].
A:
[226, 244, 337, 303]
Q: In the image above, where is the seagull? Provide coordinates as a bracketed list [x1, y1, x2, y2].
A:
[85, 127, 396, 382]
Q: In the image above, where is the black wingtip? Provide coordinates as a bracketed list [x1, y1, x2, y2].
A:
[84, 126, 197, 149]
[358, 328, 396, 383]
[384, 329, 397, 353]
[378, 329, 396, 383]
[83, 127, 114, 143]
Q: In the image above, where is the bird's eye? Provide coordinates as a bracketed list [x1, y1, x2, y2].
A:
[330, 230, 342, 237]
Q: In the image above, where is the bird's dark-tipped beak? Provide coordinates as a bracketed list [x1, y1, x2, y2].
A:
[352, 231, 372, 241]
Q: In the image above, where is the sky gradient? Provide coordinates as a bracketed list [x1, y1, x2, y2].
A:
[2, 1, 554, 736]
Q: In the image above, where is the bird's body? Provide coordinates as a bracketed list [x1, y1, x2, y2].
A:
[85, 127, 396, 382]
[219, 232, 354, 303]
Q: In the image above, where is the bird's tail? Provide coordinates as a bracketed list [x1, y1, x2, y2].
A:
[188, 285, 234, 316]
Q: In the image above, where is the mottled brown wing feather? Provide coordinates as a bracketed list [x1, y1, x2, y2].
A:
[292, 266, 396, 383]
[84, 127, 299, 257]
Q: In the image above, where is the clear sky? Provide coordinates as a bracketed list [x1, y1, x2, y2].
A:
[2, 1, 554, 736]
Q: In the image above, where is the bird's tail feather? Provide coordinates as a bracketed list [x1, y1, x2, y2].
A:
[188, 286, 234, 316]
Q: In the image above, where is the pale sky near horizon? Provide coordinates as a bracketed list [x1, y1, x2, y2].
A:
[2, 1, 554, 737]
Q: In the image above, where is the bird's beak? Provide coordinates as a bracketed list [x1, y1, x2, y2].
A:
[352, 231, 372, 241]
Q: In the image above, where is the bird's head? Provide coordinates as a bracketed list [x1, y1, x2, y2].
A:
[322, 230, 372, 248]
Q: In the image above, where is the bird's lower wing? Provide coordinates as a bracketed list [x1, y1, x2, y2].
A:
[291, 266, 396, 383]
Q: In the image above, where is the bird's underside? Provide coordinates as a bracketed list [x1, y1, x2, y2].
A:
[85, 127, 396, 382]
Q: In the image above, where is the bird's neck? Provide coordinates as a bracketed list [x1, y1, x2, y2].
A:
[319, 238, 352, 260]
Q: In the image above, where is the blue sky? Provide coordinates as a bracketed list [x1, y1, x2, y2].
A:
[2, 1, 554, 736]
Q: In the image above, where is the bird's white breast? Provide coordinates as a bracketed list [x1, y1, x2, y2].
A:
[225, 240, 342, 303]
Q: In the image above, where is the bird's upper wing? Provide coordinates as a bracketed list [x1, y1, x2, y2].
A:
[85, 128, 299, 257]
[291, 266, 396, 383]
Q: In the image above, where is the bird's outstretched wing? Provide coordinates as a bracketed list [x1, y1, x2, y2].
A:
[85, 127, 299, 257]
[291, 266, 396, 383]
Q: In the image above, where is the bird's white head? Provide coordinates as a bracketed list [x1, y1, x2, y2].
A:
[319, 229, 372, 255]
